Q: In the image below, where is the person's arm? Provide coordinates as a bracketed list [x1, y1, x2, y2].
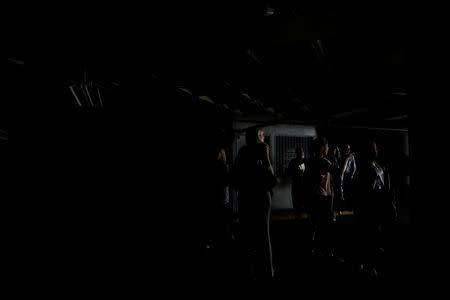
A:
[341, 153, 354, 177]
[368, 163, 378, 191]
[299, 161, 306, 172]
[350, 156, 356, 179]
[265, 144, 275, 175]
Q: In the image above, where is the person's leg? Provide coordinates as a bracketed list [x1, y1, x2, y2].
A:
[326, 195, 337, 255]
[344, 176, 354, 210]
[257, 191, 274, 279]
[238, 192, 257, 280]
[313, 196, 333, 255]
[310, 197, 319, 254]
[254, 191, 274, 280]
[360, 195, 379, 270]
[316, 195, 335, 255]
[292, 188, 301, 222]
[377, 193, 397, 252]
[334, 176, 344, 213]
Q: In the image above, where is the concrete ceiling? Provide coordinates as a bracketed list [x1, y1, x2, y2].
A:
[29, 2, 408, 130]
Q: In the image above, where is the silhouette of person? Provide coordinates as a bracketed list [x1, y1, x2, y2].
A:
[328, 144, 343, 219]
[340, 143, 357, 211]
[233, 127, 277, 280]
[356, 141, 397, 274]
[288, 147, 307, 218]
[213, 147, 233, 245]
[304, 137, 340, 256]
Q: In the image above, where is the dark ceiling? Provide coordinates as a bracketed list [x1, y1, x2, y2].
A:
[25, 2, 408, 131]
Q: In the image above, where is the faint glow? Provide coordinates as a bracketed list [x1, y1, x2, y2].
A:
[232, 109, 243, 116]
[315, 40, 325, 56]
[265, 107, 275, 114]
[69, 85, 82, 106]
[299, 104, 309, 112]
[7, 58, 24, 66]
[339, 211, 354, 216]
[264, 7, 274, 16]
[97, 87, 103, 107]
[275, 113, 283, 119]
[385, 114, 408, 121]
[240, 93, 252, 101]
[177, 87, 192, 95]
[247, 49, 262, 64]
[0, 129, 8, 141]
[83, 83, 94, 106]
[198, 95, 215, 104]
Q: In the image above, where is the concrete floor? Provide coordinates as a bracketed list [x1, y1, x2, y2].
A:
[44, 210, 416, 296]
[192, 212, 416, 292]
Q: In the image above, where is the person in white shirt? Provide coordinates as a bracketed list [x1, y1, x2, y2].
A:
[340, 144, 357, 211]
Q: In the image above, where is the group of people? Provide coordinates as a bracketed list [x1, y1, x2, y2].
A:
[287, 137, 398, 269]
[211, 128, 398, 280]
[288, 141, 356, 219]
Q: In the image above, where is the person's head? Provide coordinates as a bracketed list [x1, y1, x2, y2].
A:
[314, 137, 329, 157]
[296, 147, 305, 159]
[245, 127, 265, 146]
[329, 145, 339, 157]
[368, 141, 378, 161]
[344, 144, 351, 155]
[256, 128, 265, 144]
[217, 148, 227, 164]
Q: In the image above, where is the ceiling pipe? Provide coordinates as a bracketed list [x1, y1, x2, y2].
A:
[329, 124, 408, 132]
[81, 83, 94, 107]
[97, 87, 103, 107]
[69, 85, 83, 106]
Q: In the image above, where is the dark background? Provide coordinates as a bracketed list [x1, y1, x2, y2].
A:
[2, 1, 426, 294]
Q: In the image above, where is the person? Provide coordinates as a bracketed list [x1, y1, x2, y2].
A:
[340, 143, 357, 211]
[304, 137, 340, 256]
[287, 147, 307, 220]
[356, 141, 397, 275]
[213, 147, 233, 245]
[328, 144, 343, 219]
[232, 127, 277, 280]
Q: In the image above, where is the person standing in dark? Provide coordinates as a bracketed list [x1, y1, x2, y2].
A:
[304, 137, 340, 256]
[340, 143, 357, 211]
[287, 147, 307, 220]
[213, 148, 233, 245]
[233, 127, 277, 280]
[356, 141, 397, 274]
[328, 144, 343, 219]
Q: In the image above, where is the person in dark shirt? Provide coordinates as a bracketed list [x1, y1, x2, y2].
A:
[213, 148, 232, 245]
[304, 137, 340, 256]
[355, 141, 397, 275]
[288, 147, 307, 220]
[233, 127, 277, 280]
[328, 144, 343, 219]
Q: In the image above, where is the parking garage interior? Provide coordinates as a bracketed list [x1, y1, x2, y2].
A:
[3, 2, 423, 295]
